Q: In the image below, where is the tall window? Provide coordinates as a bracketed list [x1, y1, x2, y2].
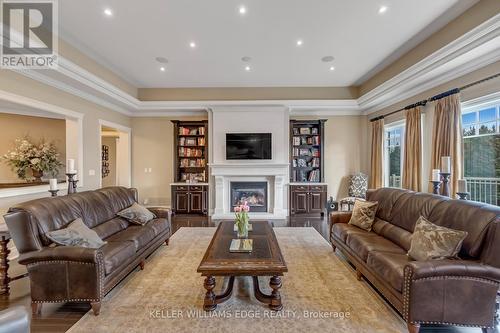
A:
[462, 101, 500, 206]
[384, 123, 405, 188]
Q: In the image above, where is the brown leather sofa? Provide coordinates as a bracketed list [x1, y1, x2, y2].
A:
[3, 187, 171, 316]
[330, 188, 500, 333]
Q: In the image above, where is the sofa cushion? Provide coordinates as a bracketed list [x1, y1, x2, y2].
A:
[346, 232, 406, 261]
[92, 217, 130, 240]
[366, 188, 412, 222]
[331, 223, 366, 243]
[101, 241, 136, 275]
[104, 225, 156, 251]
[367, 251, 411, 292]
[145, 218, 170, 236]
[372, 218, 412, 251]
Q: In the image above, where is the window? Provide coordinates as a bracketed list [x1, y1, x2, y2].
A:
[461, 101, 500, 206]
[384, 123, 405, 188]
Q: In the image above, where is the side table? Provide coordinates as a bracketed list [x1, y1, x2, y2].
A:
[0, 225, 28, 295]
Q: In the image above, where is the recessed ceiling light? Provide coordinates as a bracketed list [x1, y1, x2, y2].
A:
[189, 41, 196, 48]
[296, 39, 303, 46]
[160, 67, 166, 72]
[103, 8, 113, 16]
[245, 66, 251, 71]
[329, 66, 335, 71]
[378, 5, 388, 14]
[241, 56, 252, 62]
[239, 6, 247, 15]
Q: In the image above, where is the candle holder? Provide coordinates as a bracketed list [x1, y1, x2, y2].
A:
[66, 173, 77, 194]
[430, 181, 441, 195]
[456, 192, 469, 200]
[440, 172, 451, 197]
[48, 189, 59, 197]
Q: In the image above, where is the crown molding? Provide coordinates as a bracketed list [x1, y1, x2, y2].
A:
[6, 13, 500, 118]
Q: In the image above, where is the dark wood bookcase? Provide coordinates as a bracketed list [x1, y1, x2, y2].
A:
[289, 119, 326, 183]
[171, 120, 208, 183]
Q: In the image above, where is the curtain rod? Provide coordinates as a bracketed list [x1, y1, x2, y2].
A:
[369, 72, 500, 122]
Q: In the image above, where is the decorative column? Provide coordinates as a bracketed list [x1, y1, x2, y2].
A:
[273, 175, 286, 218]
[214, 176, 224, 217]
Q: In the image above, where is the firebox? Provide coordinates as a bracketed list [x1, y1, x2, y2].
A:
[230, 181, 268, 212]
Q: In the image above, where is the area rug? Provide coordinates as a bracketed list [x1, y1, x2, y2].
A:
[68, 227, 406, 333]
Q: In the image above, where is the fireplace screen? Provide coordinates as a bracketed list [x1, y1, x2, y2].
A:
[230, 182, 268, 212]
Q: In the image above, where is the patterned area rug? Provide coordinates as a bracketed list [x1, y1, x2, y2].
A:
[68, 227, 406, 333]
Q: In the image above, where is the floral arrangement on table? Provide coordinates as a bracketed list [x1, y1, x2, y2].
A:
[1, 138, 63, 182]
[234, 201, 250, 238]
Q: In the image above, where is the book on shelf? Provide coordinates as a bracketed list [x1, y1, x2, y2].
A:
[308, 169, 320, 182]
[299, 127, 311, 135]
[178, 126, 206, 136]
[311, 128, 318, 135]
[180, 171, 205, 182]
[180, 158, 205, 167]
[179, 148, 203, 157]
[293, 136, 300, 146]
[197, 137, 205, 146]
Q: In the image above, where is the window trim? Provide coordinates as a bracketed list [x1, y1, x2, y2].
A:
[383, 120, 405, 188]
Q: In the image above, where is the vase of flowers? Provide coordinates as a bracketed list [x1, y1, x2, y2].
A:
[2, 138, 63, 182]
[234, 202, 250, 238]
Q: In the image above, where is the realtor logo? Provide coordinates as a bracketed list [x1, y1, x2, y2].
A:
[1, 0, 58, 69]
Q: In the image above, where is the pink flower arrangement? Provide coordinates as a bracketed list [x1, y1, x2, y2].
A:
[234, 201, 250, 237]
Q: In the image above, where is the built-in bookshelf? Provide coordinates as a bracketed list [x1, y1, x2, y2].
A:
[171, 120, 208, 182]
[289, 120, 326, 183]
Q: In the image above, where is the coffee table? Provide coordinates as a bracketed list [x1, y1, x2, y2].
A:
[197, 221, 288, 311]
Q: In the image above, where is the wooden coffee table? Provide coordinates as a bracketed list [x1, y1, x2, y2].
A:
[197, 221, 288, 311]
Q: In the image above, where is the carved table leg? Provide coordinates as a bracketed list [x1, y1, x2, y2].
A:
[203, 276, 217, 311]
[0, 237, 10, 295]
[269, 276, 283, 311]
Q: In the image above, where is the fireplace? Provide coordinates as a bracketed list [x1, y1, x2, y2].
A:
[230, 181, 268, 212]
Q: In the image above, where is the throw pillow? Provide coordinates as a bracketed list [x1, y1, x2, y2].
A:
[408, 216, 468, 261]
[348, 200, 378, 231]
[117, 202, 156, 225]
[46, 218, 106, 249]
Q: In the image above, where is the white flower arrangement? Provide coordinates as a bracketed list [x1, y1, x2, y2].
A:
[2, 138, 63, 181]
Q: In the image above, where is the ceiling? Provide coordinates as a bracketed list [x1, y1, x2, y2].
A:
[59, 0, 477, 88]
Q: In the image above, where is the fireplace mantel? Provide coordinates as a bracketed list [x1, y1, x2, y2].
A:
[209, 163, 289, 176]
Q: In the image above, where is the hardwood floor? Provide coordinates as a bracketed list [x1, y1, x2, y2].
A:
[0, 214, 496, 332]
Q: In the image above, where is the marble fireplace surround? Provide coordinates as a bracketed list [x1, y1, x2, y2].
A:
[210, 164, 288, 220]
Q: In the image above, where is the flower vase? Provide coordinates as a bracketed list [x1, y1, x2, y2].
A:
[236, 218, 249, 238]
[31, 169, 43, 183]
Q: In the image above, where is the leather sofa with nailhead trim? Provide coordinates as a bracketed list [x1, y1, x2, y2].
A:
[330, 188, 500, 333]
[4, 186, 171, 316]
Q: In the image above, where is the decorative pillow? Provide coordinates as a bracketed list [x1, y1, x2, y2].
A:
[348, 173, 368, 198]
[46, 218, 106, 249]
[117, 202, 156, 225]
[408, 216, 468, 261]
[348, 200, 378, 231]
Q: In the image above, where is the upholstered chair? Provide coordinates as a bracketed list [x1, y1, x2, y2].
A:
[339, 173, 368, 211]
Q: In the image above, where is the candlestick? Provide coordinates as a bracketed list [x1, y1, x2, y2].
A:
[48, 189, 59, 197]
[441, 156, 451, 174]
[440, 172, 451, 197]
[66, 172, 77, 194]
[456, 192, 469, 200]
[430, 181, 441, 195]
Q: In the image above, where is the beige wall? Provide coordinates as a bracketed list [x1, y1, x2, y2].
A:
[131, 116, 207, 205]
[101, 136, 117, 187]
[0, 70, 131, 215]
[0, 113, 66, 182]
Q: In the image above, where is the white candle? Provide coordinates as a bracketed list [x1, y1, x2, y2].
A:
[458, 179, 467, 193]
[441, 156, 451, 174]
[73, 174, 78, 181]
[67, 159, 76, 173]
[432, 169, 441, 182]
[49, 179, 58, 191]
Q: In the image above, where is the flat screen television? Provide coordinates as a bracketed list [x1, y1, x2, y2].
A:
[226, 133, 272, 160]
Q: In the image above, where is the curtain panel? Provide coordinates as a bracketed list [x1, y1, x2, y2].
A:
[370, 119, 384, 189]
[430, 94, 463, 196]
[402, 107, 422, 191]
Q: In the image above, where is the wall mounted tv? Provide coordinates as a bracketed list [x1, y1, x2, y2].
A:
[226, 133, 272, 160]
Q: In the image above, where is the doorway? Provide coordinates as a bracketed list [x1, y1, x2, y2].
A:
[99, 120, 131, 188]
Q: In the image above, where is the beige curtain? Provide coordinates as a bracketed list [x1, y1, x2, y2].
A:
[402, 107, 422, 191]
[370, 118, 384, 189]
[430, 93, 463, 196]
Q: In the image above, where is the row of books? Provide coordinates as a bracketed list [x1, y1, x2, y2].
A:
[292, 127, 319, 135]
[178, 126, 206, 136]
[292, 135, 320, 146]
[291, 169, 321, 182]
[178, 137, 205, 146]
[180, 172, 205, 182]
[292, 147, 320, 157]
[179, 158, 205, 167]
[292, 157, 320, 168]
[179, 148, 203, 157]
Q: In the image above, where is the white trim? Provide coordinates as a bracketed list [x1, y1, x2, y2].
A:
[462, 91, 500, 112]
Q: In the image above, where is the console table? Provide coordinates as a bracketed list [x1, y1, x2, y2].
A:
[0, 225, 28, 295]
